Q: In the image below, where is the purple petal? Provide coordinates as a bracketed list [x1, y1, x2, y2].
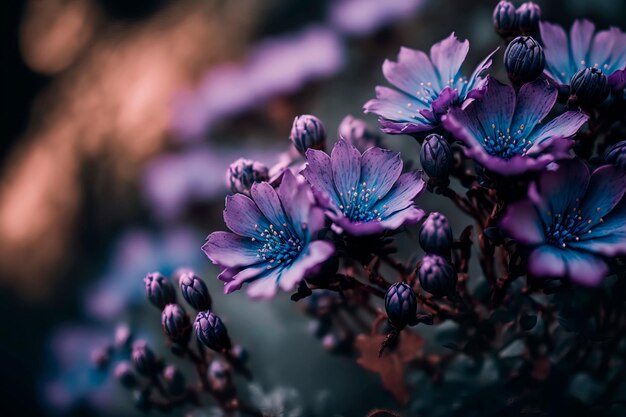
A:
[534, 159, 590, 218]
[526, 111, 588, 146]
[589, 28, 616, 71]
[572, 199, 626, 256]
[277, 170, 312, 234]
[510, 79, 557, 140]
[465, 47, 499, 95]
[363, 86, 430, 124]
[579, 165, 626, 221]
[379, 206, 425, 230]
[202, 232, 262, 269]
[245, 268, 282, 299]
[499, 200, 545, 245]
[429, 33, 469, 89]
[374, 170, 425, 213]
[564, 250, 608, 287]
[224, 194, 269, 238]
[382, 47, 438, 97]
[302, 149, 338, 204]
[278, 240, 334, 291]
[223, 264, 269, 294]
[431, 87, 458, 115]
[331, 139, 361, 198]
[250, 182, 289, 229]
[360, 147, 403, 201]
[570, 20, 595, 66]
[539, 21, 571, 84]
[473, 77, 516, 138]
[608, 68, 626, 91]
[528, 245, 567, 278]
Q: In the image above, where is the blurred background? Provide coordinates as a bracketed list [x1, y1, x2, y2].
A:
[1, 0, 625, 416]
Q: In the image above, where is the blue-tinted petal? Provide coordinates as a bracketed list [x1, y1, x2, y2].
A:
[302, 149, 339, 206]
[429, 33, 469, 90]
[564, 250, 608, 287]
[250, 182, 289, 229]
[245, 267, 282, 299]
[223, 194, 270, 238]
[540, 21, 572, 84]
[383, 46, 439, 98]
[360, 147, 403, 204]
[569, 19, 595, 67]
[364, 86, 430, 124]
[534, 159, 590, 219]
[277, 170, 311, 236]
[510, 79, 557, 141]
[526, 111, 588, 147]
[472, 77, 516, 138]
[589, 28, 615, 70]
[464, 47, 499, 97]
[278, 240, 334, 291]
[331, 139, 361, 201]
[202, 232, 262, 269]
[373, 170, 425, 214]
[528, 245, 567, 277]
[579, 165, 626, 222]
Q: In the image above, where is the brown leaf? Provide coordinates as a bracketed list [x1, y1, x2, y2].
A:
[355, 331, 424, 405]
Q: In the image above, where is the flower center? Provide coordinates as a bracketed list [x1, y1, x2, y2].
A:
[544, 201, 603, 248]
[483, 124, 533, 160]
[253, 224, 302, 269]
[337, 181, 388, 223]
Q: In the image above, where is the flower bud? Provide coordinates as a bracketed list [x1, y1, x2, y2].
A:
[418, 255, 457, 297]
[230, 344, 249, 363]
[179, 272, 212, 311]
[208, 359, 235, 398]
[114, 361, 138, 388]
[384, 282, 417, 329]
[419, 212, 453, 256]
[504, 36, 545, 84]
[604, 141, 626, 169]
[226, 158, 269, 196]
[420, 134, 452, 179]
[161, 304, 191, 345]
[194, 310, 232, 352]
[289, 114, 326, 156]
[90, 346, 111, 370]
[570, 67, 610, 106]
[114, 324, 132, 350]
[516, 2, 541, 34]
[144, 272, 176, 309]
[338, 115, 381, 152]
[131, 340, 158, 376]
[163, 365, 186, 396]
[493, 1, 517, 37]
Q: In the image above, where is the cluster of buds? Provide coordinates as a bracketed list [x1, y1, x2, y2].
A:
[418, 213, 457, 297]
[493, 1, 541, 38]
[90, 270, 256, 414]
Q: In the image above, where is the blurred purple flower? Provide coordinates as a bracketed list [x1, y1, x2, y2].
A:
[328, 0, 425, 36]
[42, 325, 115, 412]
[302, 139, 425, 235]
[171, 27, 344, 142]
[364, 33, 498, 134]
[203, 170, 334, 299]
[83, 228, 204, 320]
[142, 145, 280, 221]
[443, 77, 588, 175]
[500, 159, 626, 286]
[539, 19, 626, 90]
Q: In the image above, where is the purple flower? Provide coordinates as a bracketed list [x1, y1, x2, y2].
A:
[539, 19, 626, 91]
[301, 139, 426, 235]
[202, 170, 334, 299]
[363, 33, 498, 134]
[328, 0, 425, 37]
[500, 159, 626, 286]
[443, 77, 588, 175]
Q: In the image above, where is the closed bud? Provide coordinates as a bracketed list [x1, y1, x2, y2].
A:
[419, 212, 453, 255]
[504, 36, 545, 84]
[114, 324, 132, 350]
[604, 141, 626, 169]
[570, 67, 610, 106]
[131, 340, 158, 376]
[230, 344, 249, 363]
[493, 1, 518, 37]
[384, 282, 417, 329]
[163, 365, 186, 396]
[418, 255, 458, 297]
[114, 361, 137, 388]
[90, 346, 111, 370]
[338, 115, 381, 152]
[516, 2, 541, 34]
[194, 310, 232, 352]
[161, 304, 191, 344]
[226, 158, 269, 196]
[179, 272, 212, 311]
[144, 272, 176, 309]
[420, 134, 453, 179]
[290, 114, 326, 156]
[208, 360, 236, 399]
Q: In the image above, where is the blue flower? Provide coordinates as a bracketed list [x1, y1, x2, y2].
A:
[539, 19, 626, 91]
[500, 159, 626, 286]
[203, 170, 334, 299]
[301, 139, 426, 235]
[443, 77, 588, 175]
[363, 33, 498, 134]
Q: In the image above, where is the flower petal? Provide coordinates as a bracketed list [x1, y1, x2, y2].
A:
[360, 147, 403, 203]
[223, 264, 269, 294]
[250, 182, 289, 229]
[382, 47, 438, 98]
[429, 33, 469, 90]
[564, 250, 608, 287]
[534, 159, 590, 218]
[579, 164, 626, 221]
[528, 245, 567, 278]
[540, 21, 572, 84]
[223, 194, 269, 238]
[202, 231, 262, 269]
[510, 78, 557, 140]
[363, 86, 431, 125]
[472, 77, 516, 138]
[331, 139, 361, 202]
[302, 149, 339, 205]
[246, 268, 282, 299]
[465, 47, 499, 96]
[500, 200, 545, 245]
[570, 19, 595, 66]
[278, 240, 334, 292]
[526, 111, 588, 146]
[374, 170, 425, 214]
[277, 170, 312, 235]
